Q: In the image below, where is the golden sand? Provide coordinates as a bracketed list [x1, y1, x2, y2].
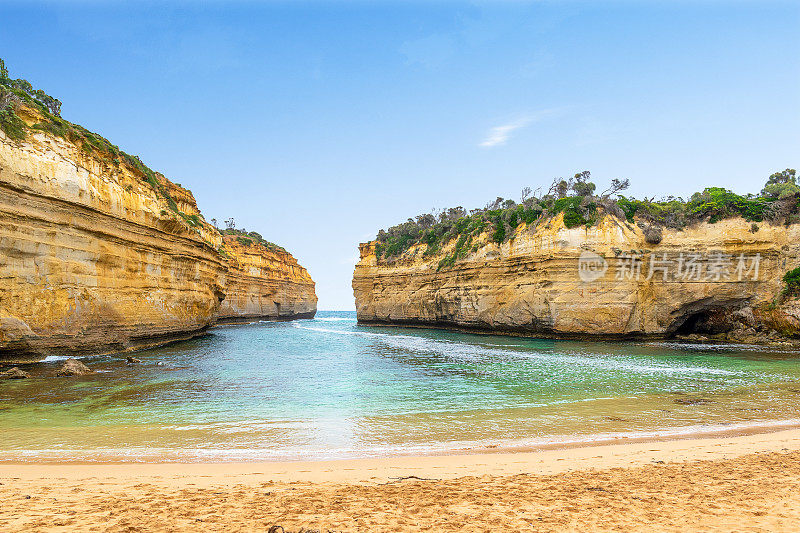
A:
[2, 428, 800, 532]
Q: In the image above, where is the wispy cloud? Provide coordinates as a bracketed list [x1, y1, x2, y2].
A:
[479, 118, 532, 148]
[479, 109, 563, 148]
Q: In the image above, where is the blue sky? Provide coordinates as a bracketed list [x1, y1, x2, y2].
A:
[2, 1, 798, 310]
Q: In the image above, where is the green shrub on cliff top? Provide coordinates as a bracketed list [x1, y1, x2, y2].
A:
[0, 102, 26, 141]
[222, 228, 287, 254]
[762, 169, 799, 199]
[0, 58, 208, 234]
[374, 169, 800, 263]
[552, 196, 597, 228]
[686, 187, 770, 223]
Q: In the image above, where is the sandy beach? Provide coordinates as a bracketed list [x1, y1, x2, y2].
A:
[2, 428, 799, 532]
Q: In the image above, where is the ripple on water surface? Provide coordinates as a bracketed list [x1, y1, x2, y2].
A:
[2, 310, 800, 462]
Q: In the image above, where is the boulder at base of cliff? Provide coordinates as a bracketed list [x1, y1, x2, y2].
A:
[56, 358, 94, 377]
[0, 367, 30, 379]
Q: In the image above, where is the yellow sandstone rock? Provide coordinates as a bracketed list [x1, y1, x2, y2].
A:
[0, 105, 316, 363]
[352, 212, 800, 340]
[219, 235, 317, 322]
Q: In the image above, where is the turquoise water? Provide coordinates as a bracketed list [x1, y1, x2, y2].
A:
[2, 310, 800, 462]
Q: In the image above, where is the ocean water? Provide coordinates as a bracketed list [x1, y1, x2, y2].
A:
[2, 310, 800, 462]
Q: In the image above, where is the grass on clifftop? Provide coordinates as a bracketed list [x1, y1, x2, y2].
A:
[374, 169, 800, 265]
[221, 228, 287, 254]
[0, 57, 206, 234]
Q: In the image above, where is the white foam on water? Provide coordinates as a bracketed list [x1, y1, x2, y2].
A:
[5, 418, 799, 463]
[292, 322, 742, 378]
[292, 323, 389, 338]
[41, 355, 87, 363]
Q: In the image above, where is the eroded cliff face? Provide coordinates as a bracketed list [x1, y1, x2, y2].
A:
[1, 104, 316, 363]
[218, 236, 317, 322]
[353, 213, 800, 341]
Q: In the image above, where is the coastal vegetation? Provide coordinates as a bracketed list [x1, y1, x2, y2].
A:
[783, 267, 800, 298]
[374, 169, 799, 263]
[0, 58, 201, 232]
[220, 223, 287, 254]
[2, 57, 292, 264]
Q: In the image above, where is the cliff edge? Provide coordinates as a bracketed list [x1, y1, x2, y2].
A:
[0, 61, 316, 362]
[218, 233, 317, 322]
[353, 177, 800, 343]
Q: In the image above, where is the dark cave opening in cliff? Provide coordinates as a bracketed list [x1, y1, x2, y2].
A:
[671, 310, 729, 336]
[666, 299, 749, 337]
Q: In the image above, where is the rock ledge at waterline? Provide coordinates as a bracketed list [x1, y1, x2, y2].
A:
[353, 213, 800, 342]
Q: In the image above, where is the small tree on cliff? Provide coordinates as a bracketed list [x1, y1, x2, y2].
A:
[762, 169, 799, 199]
[572, 171, 596, 197]
[600, 178, 630, 198]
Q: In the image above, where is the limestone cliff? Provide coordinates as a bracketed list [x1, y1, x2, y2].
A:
[1, 97, 315, 363]
[218, 235, 317, 322]
[353, 213, 800, 342]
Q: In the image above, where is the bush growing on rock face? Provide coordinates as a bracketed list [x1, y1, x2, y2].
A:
[783, 268, 800, 297]
[373, 168, 800, 263]
[0, 100, 26, 141]
[643, 225, 663, 244]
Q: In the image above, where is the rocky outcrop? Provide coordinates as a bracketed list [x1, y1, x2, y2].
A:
[0, 366, 29, 379]
[1, 100, 316, 363]
[218, 236, 317, 322]
[55, 358, 93, 376]
[0, 114, 227, 363]
[353, 213, 800, 341]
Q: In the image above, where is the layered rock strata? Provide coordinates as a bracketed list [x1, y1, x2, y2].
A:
[353, 213, 800, 341]
[218, 235, 317, 322]
[1, 104, 316, 363]
[0, 120, 227, 362]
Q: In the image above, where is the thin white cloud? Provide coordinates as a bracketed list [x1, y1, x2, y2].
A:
[479, 118, 532, 148]
[479, 109, 563, 148]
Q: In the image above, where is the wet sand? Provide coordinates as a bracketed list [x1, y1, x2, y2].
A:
[2, 428, 800, 531]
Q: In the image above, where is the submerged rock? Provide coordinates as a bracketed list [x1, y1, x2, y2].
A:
[0, 366, 29, 379]
[56, 358, 94, 377]
[674, 398, 713, 405]
[677, 334, 710, 343]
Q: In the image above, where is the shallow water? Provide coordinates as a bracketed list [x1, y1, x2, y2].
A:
[2, 311, 800, 462]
